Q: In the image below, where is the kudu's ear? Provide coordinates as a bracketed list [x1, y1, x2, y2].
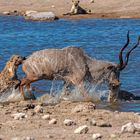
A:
[9, 55, 16, 62]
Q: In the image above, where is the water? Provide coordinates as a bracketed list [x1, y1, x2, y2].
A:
[0, 16, 140, 111]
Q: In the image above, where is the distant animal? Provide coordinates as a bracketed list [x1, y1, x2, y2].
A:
[85, 32, 140, 102]
[64, 0, 88, 15]
[19, 47, 91, 100]
[0, 55, 25, 93]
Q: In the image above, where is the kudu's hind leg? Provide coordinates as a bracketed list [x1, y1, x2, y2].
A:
[19, 78, 35, 100]
[26, 82, 36, 100]
[19, 78, 28, 100]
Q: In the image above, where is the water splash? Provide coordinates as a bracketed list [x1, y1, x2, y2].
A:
[35, 79, 110, 105]
[0, 87, 35, 103]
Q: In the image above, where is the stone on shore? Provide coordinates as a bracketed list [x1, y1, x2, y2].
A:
[42, 114, 50, 120]
[63, 119, 76, 126]
[2, 11, 10, 15]
[24, 10, 37, 16]
[24, 11, 59, 21]
[74, 125, 89, 134]
[92, 133, 102, 139]
[90, 119, 96, 126]
[121, 122, 140, 133]
[11, 113, 27, 120]
[71, 102, 96, 113]
[34, 105, 43, 113]
[97, 121, 112, 127]
[49, 119, 57, 124]
[11, 137, 34, 140]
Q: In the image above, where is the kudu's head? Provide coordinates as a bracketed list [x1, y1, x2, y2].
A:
[107, 31, 140, 102]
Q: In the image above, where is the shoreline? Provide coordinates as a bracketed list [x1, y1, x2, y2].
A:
[0, 0, 140, 20]
[0, 100, 140, 140]
[1, 12, 140, 21]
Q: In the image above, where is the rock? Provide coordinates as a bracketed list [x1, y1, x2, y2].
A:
[24, 10, 37, 16]
[11, 113, 27, 120]
[121, 122, 136, 133]
[63, 119, 76, 126]
[11, 137, 34, 140]
[2, 11, 10, 15]
[42, 114, 50, 120]
[2, 10, 21, 16]
[110, 134, 117, 138]
[90, 119, 96, 126]
[97, 121, 112, 127]
[71, 102, 96, 113]
[24, 12, 58, 21]
[74, 125, 89, 134]
[49, 119, 57, 124]
[134, 112, 140, 116]
[34, 105, 43, 113]
[23, 137, 34, 140]
[114, 111, 119, 114]
[90, 0, 95, 3]
[121, 122, 140, 133]
[51, 5, 55, 8]
[134, 123, 140, 131]
[46, 135, 53, 139]
[92, 133, 102, 139]
[11, 138, 20, 140]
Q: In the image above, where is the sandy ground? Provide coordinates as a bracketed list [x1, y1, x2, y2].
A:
[0, 100, 140, 140]
[0, 0, 140, 18]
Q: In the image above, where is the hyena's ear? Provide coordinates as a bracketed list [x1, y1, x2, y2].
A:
[9, 55, 16, 62]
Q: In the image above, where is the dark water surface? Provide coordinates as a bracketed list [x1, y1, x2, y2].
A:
[0, 16, 140, 112]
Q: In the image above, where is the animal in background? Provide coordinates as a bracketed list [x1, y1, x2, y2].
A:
[64, 0, 88, 15]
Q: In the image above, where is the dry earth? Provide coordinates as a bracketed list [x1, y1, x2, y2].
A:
[0, 0, 140, 18]
[0, 100, 140, 140]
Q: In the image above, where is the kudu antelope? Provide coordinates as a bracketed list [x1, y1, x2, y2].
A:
[86, 32, 140, 102]
[19, 47, 91, 100]
[63, 32, 140, 102]
[19, 32, 139, 102]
